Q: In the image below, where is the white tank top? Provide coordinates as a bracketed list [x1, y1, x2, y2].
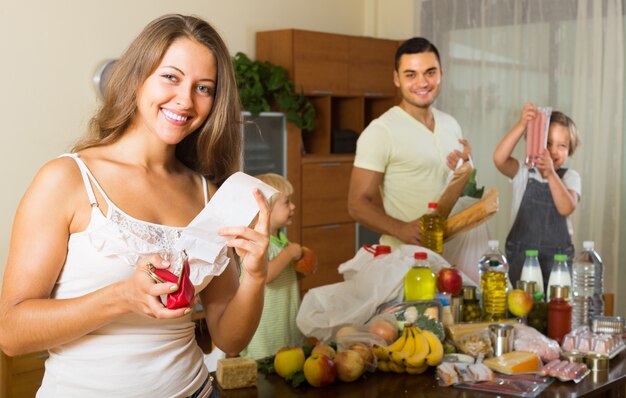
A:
[37, 154, 224, 398]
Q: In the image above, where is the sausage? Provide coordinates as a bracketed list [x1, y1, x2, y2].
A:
[540, 359, 562, 376]
[549, 361, 570, 377]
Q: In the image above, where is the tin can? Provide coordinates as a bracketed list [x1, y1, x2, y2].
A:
[585, 353, 609, 372]
[561, 350, 585, 364]
[489, 323, 515, 357]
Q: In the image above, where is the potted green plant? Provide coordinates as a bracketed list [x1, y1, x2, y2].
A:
[232, 52, 315, 131]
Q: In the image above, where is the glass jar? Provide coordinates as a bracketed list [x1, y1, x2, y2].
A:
[461, 286, 481, 323]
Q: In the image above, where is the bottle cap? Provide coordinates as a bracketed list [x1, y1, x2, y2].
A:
[532, 291, 545, 301]
[525, 249, 539, 256]
[428, 202, 438, 209]
[375, 245, 391, 256]
[554, 254, 568, 262]
[462, 285, 477, 300]
[549, 285, 570, 299]
[526, 281, 538, 294]
[414, 252, 428, 260]
[516, 280, 528, 291]
[583, 241, 595, 250]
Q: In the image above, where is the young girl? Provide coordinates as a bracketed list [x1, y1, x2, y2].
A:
[241, 173, 306, 359]
[493, 103, 581, 290]
[0, 14, 270, 397]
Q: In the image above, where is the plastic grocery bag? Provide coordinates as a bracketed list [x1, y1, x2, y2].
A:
[442, 196, 491, 285]
[297, 245, 471, 342]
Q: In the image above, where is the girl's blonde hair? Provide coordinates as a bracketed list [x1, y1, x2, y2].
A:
[255, 173, 293, 206]
[72, 14, 241, 186]
[550, 110, 581, 156]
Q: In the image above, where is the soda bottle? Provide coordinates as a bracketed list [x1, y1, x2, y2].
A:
[571, 241, 605, 330]
[404, 252, 436, 301]
[420, 202, 444, 254]
[480, 259, 508, 321]
[546, 254, 572, 301]
[520, 249, 544, 294]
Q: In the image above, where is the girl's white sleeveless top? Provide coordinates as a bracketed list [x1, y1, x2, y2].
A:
[37, 154, 228, 398]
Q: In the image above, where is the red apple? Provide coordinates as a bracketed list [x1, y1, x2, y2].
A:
[311, 342, 336, 359]
[273, 346, 305, 378]
[334, 349, 366, 382]
[303, 353, 337, 387]
[334, 325, 359, 341]
[349, 342, 374, 365]
[508, 289, 534, 317]
[436, 267, 463, 295]
[294, 246, 318, 275]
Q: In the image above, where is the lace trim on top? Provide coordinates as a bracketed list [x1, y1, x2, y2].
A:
[60, 153, 230, 286]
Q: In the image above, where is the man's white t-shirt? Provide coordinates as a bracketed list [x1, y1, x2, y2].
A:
[354, 106, 464, 248]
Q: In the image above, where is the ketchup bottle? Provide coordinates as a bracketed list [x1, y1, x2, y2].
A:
[547, 285, 572, 344]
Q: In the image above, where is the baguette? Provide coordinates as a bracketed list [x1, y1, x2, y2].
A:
[444, 188, 499, 241]
[437, 162, 473, 219]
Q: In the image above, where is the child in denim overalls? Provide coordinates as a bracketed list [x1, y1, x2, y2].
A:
[494, 103, 581, 291]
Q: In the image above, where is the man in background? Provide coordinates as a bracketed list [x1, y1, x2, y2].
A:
[348, 37, 470, 248]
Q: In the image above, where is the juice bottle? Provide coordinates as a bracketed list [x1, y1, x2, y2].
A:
[420, 202, 444, 254]
[404, 252, 436, 300]
[480, 259, 508, 321]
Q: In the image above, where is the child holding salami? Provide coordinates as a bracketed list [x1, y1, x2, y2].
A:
[493, 103, 581, 290]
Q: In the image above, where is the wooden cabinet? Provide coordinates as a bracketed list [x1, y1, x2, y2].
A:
[256, 29, 399, 293]
[1, 351, 47, 398]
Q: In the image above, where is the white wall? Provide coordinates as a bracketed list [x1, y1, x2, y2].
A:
[0, 0, 415, 281]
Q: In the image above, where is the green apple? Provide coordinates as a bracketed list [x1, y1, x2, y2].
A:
[273, 346, 305, 378]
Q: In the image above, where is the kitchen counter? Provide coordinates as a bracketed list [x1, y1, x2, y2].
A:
[213, 349, 626, 397]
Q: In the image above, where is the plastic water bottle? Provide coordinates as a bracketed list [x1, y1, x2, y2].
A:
[420, 202, 444, 254]
[404, 252, 436, 300]
[546, 254, 571, 301]
[571, 241, 605, 330]
[520, 249, 544, 295]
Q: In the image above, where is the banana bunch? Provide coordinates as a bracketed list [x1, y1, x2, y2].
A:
[374, 325, 444, 375]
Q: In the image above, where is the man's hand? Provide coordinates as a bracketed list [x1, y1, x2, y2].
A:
[395, 219, 423, 245]
[446, 138, 472, 170]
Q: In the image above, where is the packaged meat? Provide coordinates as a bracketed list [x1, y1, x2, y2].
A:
[525, 107, 552, 167]
[513, 324, 560, 362]
[538, 359, 589, 383]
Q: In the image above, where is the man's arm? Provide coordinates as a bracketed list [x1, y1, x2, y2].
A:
[347, 167, 422, 245]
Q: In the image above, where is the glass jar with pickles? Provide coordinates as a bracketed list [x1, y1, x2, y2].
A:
[461, 285, 481, 322]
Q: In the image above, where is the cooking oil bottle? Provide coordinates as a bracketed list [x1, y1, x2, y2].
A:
[480, 259, 509, 321]
[420, 202, 444, 254]
[404, 252, 436, 300]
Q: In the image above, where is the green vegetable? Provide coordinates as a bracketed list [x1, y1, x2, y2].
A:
[256, 355, 276, 375]
[286, 370, 307, 388]
[414, 314, 445, 341]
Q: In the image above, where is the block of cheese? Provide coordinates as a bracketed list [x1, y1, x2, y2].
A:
[483, 351, 541, 374]
[216, 357, 258, 389]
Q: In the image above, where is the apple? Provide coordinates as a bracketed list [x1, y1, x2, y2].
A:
[508, 289, 534, 317]
[334, 349, 366, 382]
[293, 246, 318, 275]
[436, 267, 463, 296]
[273, 346, 305, 378]
[349, 342, 374, 365]
[367, 319, 398, 344]
[303, 353, 337, 387]
[311, 342, 336, 359]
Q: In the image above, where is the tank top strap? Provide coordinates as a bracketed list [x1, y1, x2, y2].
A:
[58, 153, 111, 208]
[201, 175, 208, 204]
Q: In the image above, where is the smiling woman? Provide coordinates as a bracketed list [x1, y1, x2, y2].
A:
[0, 14, 271, 398]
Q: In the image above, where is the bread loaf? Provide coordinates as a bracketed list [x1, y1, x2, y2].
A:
[437, 162, 473, 218]
[444, 187, 498, 241]
[216, 357, 257, 389]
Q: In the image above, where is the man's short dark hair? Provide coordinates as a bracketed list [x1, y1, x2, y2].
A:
[395, 37, 441, 70]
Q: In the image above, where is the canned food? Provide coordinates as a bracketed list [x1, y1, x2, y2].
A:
[585, 353, 609, 372]
[561, 350, 585, 364]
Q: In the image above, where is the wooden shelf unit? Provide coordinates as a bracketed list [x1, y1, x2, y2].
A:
[256, 29, 399, 294]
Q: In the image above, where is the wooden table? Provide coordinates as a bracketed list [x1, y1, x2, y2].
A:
[214, 349, 626, 397]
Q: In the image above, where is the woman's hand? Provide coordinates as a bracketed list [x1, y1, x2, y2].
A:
[122, 254, 191, 319]
[219, 188, 270, 282]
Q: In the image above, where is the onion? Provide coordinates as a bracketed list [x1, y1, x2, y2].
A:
[367, 320, 398, 344]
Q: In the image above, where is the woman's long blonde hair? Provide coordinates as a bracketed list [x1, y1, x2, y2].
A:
[73, 14, 241, 185]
